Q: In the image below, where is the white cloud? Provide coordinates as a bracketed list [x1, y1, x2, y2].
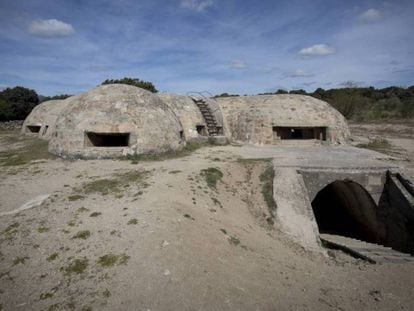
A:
[287, 69, 313, 78]
[359, 9, 383, 23]
[229, 60, 247, 69]
[28, 19, 75, 38]
[298, 44, 336, 57]
[180, 0, 213, 12]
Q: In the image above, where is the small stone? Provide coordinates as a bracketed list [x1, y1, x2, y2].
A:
[163, 269, 171, 276]
[161, 240, 170, 248]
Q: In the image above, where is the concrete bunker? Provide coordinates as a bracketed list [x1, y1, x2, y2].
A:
[215, 95, 349, 145]
[49, 84, 184, 159]
[21, 99, 67, 140]
[158, 94, 209, 141]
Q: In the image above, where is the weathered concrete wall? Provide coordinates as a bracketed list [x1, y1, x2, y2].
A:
[49, 85, 184, 159]
[378, 172, 414, 253]
[215, 95, 350, 145]
[158, 94, 206, 141]
[299, 169, 387, 204]
[273, 165, 324, 253]
[21, 99, 67, 140]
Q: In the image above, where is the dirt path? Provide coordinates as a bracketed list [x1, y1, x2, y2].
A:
[1, 130, 414, 311]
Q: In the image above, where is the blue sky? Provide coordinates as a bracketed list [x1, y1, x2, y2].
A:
[0, 0, 413, 96]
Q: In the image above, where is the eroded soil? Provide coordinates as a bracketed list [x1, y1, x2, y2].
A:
[0, 128, 414, 311]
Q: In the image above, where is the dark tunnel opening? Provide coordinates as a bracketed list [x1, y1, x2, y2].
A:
[311, 180, 386, 244]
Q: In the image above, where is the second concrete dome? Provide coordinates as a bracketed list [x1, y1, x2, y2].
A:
[49, 84, 184, 159]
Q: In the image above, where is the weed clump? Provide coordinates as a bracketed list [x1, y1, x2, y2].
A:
[72, 230, 91, 240]
[259, 165, 277, 219]
[200, 167, 223, 189]
[127, 218, 138, 225]
[357, 137, 391, 151]
[13, 256, 29, 265]
[89, 212, 101, 217]
[47, 253, 59, 262]
[68, 195, 85, 201]
[97, 253, 130, 267]
[80, 170, 149, 196]
[62, 258, 88, 275]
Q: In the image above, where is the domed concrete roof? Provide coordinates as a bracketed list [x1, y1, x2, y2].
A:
[216, 95, 350, 145]
[21, 99, 67, 139]
[158, 93, 207, 141]
[49, 84, 184, 158]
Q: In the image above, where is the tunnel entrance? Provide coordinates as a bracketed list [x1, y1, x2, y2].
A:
[311, 180, 385, 244]
[85, 132, 130, 147]
[26, 125, 41, 133]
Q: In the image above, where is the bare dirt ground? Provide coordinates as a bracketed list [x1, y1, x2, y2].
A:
[349, 120, 414, 176]
[1, 127, 414, 311]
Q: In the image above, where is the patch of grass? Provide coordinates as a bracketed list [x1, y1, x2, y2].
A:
[356, 137, 391, 152]
[89, 212, 101, 217]
[68, 195, 85, 201]
[77, 207, 89, 213]
[62, 258, 88, 275]
[80, 170, 149, 196]
[168, 170, 182, 174]
[200, 167, 223, 189]
[0, 139, 55, 166]
[37, 227, 50, 233]
[47, 304, 60, 311]
[72, 230, 91, 240]
[82, 178, 121, 196]
[2, 222, 19, 236]
[13, 256, 29, 265]
[97, 253, 130, 267]
[259, 164, 277, 219]
[67, 220, 76, 227]
[124, 141, 203, 163]
[127, 218, 138, 225]
[47, 252, 59, 262]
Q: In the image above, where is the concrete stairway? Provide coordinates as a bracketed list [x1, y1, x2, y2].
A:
[320, 233, 414, 264]
[192, 98, 220, 136]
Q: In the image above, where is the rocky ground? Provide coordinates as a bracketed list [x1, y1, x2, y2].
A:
[0, 124, 414, 311]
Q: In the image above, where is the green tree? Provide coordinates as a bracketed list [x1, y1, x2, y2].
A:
[101, 77, 158, 93]
[0, 86, 39, 120]
[0, 98, 13, 121]
[40, 94, 72, 102]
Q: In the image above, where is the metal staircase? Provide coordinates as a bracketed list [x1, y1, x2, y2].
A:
[188, 92, 221, 136]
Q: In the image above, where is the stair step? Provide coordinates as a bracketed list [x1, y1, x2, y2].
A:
[320, 233, 414, 264]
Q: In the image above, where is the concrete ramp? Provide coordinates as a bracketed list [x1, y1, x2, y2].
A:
[273, 166, 323, 252]
[320, 234, 414, 264]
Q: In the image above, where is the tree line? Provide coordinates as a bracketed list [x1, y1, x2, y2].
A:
[0, 77, 158, 121]
[0, 78, 413, 121]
